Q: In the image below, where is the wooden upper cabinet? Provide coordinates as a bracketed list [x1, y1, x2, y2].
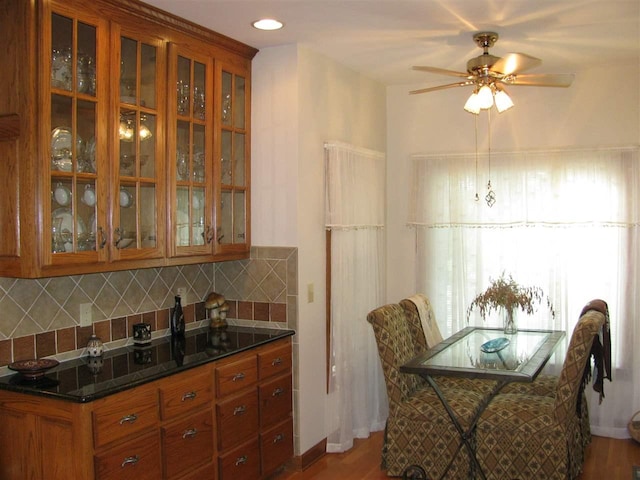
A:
[167, 42, 215, 259]
[215, 62, 251, 258]
[0, 0, 256, 278]
[109, 24, 167, 263]
[43, 4, 110, 270]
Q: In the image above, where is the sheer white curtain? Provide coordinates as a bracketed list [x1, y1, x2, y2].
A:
[409, 146, 640, 438]
[324, 140, 388, 452]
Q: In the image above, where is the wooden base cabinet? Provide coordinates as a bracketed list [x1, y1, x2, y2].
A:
[0, 337, 293, 479]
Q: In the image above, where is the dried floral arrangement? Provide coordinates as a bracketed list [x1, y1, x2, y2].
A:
[466, 272, 556, 322]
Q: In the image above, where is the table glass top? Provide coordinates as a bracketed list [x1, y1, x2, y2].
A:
[402, 327, 565, 382]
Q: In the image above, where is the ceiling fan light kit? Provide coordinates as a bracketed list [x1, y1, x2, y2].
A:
[411, 31, 574, 115]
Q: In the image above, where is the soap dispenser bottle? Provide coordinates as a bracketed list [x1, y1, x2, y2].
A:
[171, 295, 185, 337]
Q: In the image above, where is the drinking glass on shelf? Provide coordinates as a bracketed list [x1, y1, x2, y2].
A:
[193, 87, 205, 120]
[177, 81, 190, 115]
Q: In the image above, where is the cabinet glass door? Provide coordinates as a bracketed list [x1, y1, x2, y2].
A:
[113, 30, 164, 260]
[48, 10, 104, 262]
[217, 69, 249, 251]
[169, 46, 213, 257]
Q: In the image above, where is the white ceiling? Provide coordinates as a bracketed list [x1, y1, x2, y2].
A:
[144, 0, 639, 87]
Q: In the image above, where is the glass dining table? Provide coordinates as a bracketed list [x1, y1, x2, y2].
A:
[401, 326, 565, 480]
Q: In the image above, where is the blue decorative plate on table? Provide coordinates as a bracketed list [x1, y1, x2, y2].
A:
[480, 337, 510, 353]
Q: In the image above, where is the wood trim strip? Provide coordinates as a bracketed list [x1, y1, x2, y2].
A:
[0, 114, 20, 140]
[289, 438, 327, 471]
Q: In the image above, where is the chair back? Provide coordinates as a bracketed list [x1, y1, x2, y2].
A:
[400, 294, 443, 350]
[367, 303, 424, 404]
[554, 308, 606, 424]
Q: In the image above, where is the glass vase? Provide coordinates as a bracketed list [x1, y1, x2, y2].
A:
[503, 307, 518, 334]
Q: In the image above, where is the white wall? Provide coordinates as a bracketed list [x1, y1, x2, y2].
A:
[386, 61, 640, 302]
[252, 45, 386, 454]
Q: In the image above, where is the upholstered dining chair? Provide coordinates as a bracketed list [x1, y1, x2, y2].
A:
[475, 306, 607, 480]
[399, 294, 592, 454]
[367, 303, 487, 478]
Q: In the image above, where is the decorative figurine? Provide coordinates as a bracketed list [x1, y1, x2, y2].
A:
[205, 291, 228, 330]
[86, 334, 104, 358]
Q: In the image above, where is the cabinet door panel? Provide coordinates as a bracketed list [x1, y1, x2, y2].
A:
[94, 431, 161, 480]
[161, 409, 214, 479]
[216, 389, 259, 450]
[218, 438, 260, 480]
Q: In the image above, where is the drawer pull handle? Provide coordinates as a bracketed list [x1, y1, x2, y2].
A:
[182, 428, 198, 439]
[121, 455, 139, 468]
[182, 391, 197, 401]
[235, 455, 248, 466]
[232, 372, 245, 382]
[119, 414, 138, 425]
[272, 357, 283, 366]
[272, 387, 285, 397]
[273, 433, 285, 443]
[233, 405, 247, 416]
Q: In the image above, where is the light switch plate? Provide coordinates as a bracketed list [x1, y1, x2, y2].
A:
[79, 303, 92, 327]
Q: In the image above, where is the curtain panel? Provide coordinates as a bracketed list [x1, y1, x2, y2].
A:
[324, 141, 387, 452]
[409, 146, 640, 439]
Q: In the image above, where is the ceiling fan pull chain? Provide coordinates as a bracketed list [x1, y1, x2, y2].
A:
[485, 109, 496, 207]
[474, 114, 479, 202]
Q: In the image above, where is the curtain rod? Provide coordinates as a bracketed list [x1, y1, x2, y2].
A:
[411, 144, 639, 160]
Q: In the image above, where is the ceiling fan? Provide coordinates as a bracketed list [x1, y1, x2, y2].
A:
[410, 31, 574, 113]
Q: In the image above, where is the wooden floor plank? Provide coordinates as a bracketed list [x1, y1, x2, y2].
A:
[274, 432, 640, 479]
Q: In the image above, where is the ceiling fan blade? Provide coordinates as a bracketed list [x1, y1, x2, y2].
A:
[504, 73, 575, 87]
[490, 53, 541, 75]
[412, 66, 470, 78]
[409, 81, 474, 95]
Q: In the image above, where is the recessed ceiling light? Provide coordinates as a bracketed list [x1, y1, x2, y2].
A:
[252, 18, 284, 31]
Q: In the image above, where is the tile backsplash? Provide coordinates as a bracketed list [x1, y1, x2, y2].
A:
[0, 246, 298, 367]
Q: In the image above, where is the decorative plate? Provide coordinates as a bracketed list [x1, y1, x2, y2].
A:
[51, 127, 74, 172]
[9, 358, 59, 380]
[480, 337, 510, 353]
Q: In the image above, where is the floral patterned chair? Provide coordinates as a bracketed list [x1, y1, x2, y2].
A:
[475, 307, 607, 479]
[367, 303, 488, 478]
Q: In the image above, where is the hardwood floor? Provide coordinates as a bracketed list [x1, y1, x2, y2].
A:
[274, 431, 640, 479]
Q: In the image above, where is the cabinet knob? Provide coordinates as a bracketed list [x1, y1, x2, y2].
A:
[233, 405, 247, 416]
[232, 372, 245, 382]
[272, 387, 285, 397]
[273, 433, 285, 444]
[205, 225, 215, 244]
[119, 413, 138, 425]
[182, 391, 197, 401]
[235, 455, 248, 466]
[271, 357, 283, 366]
[121, 455, 139, 468]
[182, 428, 198, 439]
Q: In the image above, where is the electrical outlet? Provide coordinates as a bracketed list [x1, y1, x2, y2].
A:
[177, 287, 187, 304]
[79, 303, 92, 327]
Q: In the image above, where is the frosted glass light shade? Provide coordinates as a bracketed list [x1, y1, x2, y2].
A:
[464, 92, 481, 114]
[477, 85, 494, 109]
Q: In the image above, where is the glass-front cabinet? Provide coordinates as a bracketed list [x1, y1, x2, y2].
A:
[0, 0, 255, 277]
[168, 44, 214, 258]
[112, 28, 165, 261]
[216, 65, 250, 255]
[46, 6, 108, 267]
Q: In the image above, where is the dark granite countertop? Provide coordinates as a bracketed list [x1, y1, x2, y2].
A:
[0, 325, 295, 403]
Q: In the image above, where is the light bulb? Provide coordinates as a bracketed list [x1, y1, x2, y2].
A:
[477, 85, 494, 109]
[464, 92, 481, 114]
[494, 89, 514, 113]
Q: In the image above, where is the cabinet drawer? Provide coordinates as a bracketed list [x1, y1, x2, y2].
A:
[258, 340, 292, 380]
[159, 367, 213, 421]
[92, 386, 159, 448]
[162, 409, 214, 479]
[216, 389, 259, 450]
[261, 418, 294, 476]
[260, 373, 293, 428]
[218, 438, 260, 480]
[216, 355, 258, 398]
[94, 431, 161, 480]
